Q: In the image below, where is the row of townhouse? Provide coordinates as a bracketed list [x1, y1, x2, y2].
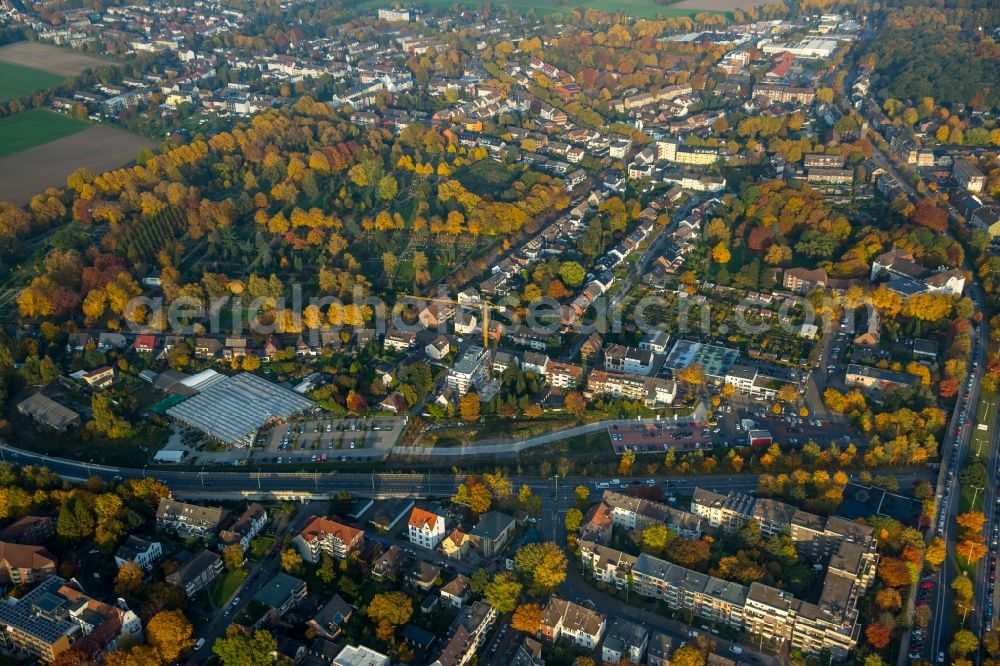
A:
[598, 490, 703, 539]
[585, 370, 678, 407]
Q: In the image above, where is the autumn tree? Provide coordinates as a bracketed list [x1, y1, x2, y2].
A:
[222, 544, 244, 571]
[115, 561, 144, 597]
[280, 547, 303, 575]
[459, 392, 481, 422]
[513, 542, 568, 594]
[565, 508, 583, 533]
[711, 242, 731, 264]
[368, 591, 413, 628]
[672, 645, 706, 666]
[147, 610, 194, 662]
[866, 622, 891, 650]
[511, 603, 542, 634]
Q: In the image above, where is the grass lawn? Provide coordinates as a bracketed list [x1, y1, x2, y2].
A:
[247, 536, 274, 561]
[0, 109, 90, 157]
[209, 569, 248, 607]
[0, 62, 65, 102]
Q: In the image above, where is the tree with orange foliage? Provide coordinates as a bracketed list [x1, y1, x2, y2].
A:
[866, 622, 891, 650]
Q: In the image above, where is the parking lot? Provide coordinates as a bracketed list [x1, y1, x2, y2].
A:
[253, 416, 405, 464]
[609, 421, 712, 454]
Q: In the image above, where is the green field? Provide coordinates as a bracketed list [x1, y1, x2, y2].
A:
[0, 109, 90, 157]
[356, 0, 718, 18]
[209, 569, 248, 607]
[0, 61, 66, 102]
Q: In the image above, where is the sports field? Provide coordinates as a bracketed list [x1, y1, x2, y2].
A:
[0, 62, 65, 102]
[358, 0, 723, 18]
[0, 109, 90, 157]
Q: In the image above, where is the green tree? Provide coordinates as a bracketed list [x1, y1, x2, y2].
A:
[559, 261, 586, 288]
[213, 627, 277, 666]
[484, 572, 522, 612]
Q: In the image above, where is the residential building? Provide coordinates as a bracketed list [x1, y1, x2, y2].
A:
[114, 536, 162, 572]
[782, 267, 828, 294]
[631, 552, 748, 629]
[372, 545, 407, 582]
[251, 572, 307, 623]
[690, 488, 755, 532]
[954, 158, 986, 193]
[0, 541, 56, 585]
[81, 366, 115, 390]
[425, 336, 451, 361]
[579, 539, 637, 589]
[580, 332, 603, 361]
[408, 508, 447, 549]
[544, 360, 583, 389]
[752, 83, 816, 105]
[156, 499, 227, 539]
[446, 346, 490, 396]
[522, 351, 549, 375]
[656, 139, 719, 165]
[0, 516, 54, 545]
[332, 644, 390, 666]
[601, 617, 649, 665]
[539, 597, 606, 649]
[647, 632, 675, 666]
[384, 329, 417, 352]
[440, 574, 470, 609]
[844, 364, 919, 391]
[430, 601, 497, 666]
[406, 561, 442, 591]
[468, 511, 516, 558]
[219, 503, 267, 552]
[601, 491, 702, 538]
[603, 344, 655, 376]
[454, 311, 478, 336]
[440, 528, 472, 560]
[639, 330, 671, 354]
[586, 370, 677, 406]
[293, 517, 365, 563]
[307, 594, 353, 640]
[0, 577, 142, 663]
[166, 549, 223, 598]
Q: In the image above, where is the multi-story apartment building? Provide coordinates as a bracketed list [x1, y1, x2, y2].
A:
[0, 541, 56, 585]
[685, 488, 879, 657]
[954, 158, 986, 193]
[601, 618, 649, 665]
[631, 552, 748, 629]
[155, 499, 228, 539]
[603, 344, 655, 376]
[407, 508, 446, 549]
[544, 360, 584, 389]
[601, 491, 702, 538]
[0, 577, 142, 663]
[656, 139, 719, 165]
[166, 549, 223, 598]
[690, 488, 755, 532]
[445, 346, 490, 396]
[579, 539, 637, 589]
[293, 517, 365, 563]
[219, 503, 267, 552]
[586, 370, 677, 406]
[429, 600, 497, 666]
[752, 84, 816, 105]
[114, 536, 163, 572]
[539, 598, 606, 649]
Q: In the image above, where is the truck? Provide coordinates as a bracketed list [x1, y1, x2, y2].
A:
[610, 478, 622, 486]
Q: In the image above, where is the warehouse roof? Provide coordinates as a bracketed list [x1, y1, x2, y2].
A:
[166, 373, 313, 445]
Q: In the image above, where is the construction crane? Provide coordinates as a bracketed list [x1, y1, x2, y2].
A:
[400, 294, 497, 349]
